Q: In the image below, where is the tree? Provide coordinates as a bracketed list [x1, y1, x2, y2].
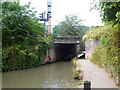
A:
[2, 2, 51, 71]
[52, 25, 61, 34]
[2, 2, 45, 47]
[53, 14, 89, 35]
[90, 1, 120, 24]
[99, 1, 120, 24]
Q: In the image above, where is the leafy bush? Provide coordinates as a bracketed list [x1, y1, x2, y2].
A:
[2, 2, 53, 71]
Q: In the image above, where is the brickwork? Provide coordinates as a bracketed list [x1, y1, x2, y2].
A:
[44, 48, 56, 63]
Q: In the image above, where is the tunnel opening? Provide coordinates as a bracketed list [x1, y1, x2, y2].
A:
[54, 44, 77, 61]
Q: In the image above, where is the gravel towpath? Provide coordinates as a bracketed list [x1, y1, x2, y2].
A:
[76, 59, 118, 88]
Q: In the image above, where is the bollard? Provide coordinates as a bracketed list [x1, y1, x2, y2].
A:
[84, 81, 91, 90]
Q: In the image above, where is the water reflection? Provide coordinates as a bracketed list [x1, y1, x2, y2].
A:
[2, 61, 79, 88]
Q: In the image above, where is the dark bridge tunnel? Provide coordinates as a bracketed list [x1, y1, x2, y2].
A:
[54, 44, 77, 61]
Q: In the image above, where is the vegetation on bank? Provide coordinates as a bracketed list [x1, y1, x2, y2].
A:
[2, 2, 54, 72]
[83, 1, 120, 86]
[71, 57, 83, 81]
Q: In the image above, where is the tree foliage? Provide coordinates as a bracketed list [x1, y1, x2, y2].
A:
[99, 1, 120, 24]
[91, 1, 120, 24]
[2, 2, 53, 71]
[2, 2, 43, 45]
[53, 15, 89, 35]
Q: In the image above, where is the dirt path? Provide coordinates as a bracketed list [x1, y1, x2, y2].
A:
[76, 59, 118, 88]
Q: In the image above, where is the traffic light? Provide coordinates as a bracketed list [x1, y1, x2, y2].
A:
[47, 13, 51, 20]
[39, 13, 44, 21]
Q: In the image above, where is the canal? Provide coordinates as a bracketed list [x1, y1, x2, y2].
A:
[2, 61, 80, 88]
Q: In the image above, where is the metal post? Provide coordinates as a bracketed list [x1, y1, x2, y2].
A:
[43, 11, 46, 28]
[84, 81, 91, 90]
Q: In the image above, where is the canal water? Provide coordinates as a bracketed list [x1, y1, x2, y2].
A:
[2, 61, 80, 88]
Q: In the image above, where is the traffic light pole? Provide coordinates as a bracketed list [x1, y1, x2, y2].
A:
[43, 11, 46, 28]
[39, 0, 52, 34]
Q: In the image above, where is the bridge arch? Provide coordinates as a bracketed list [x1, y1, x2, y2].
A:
[53, 35, 84, 60]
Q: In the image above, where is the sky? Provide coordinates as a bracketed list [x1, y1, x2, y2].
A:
[20, 0, 104, 27]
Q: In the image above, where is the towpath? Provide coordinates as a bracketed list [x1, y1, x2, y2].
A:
[76, 59, 118, 88]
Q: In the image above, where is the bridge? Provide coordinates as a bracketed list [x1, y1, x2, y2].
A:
[53, 35, 84, 60]
[54, 35, 83, 44]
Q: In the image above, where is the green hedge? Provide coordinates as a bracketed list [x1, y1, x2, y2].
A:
[2, 44, 47, 71]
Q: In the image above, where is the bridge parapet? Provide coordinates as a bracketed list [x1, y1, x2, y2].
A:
[54, 35, 83, 44]
[54, 35, 83, 39]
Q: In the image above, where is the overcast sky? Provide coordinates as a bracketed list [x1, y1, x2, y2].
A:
[20, 0, 104, 27]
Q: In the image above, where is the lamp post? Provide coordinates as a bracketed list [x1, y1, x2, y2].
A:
[39, 0, 52, 34]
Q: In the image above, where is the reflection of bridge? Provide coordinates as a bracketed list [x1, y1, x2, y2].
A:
[53, 35, 84, 60]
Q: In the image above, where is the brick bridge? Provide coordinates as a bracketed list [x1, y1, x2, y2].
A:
[53, 35, 84, 60]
